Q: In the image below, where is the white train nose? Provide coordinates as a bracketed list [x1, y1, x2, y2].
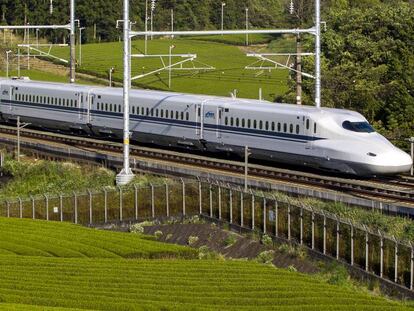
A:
[369, 148, 413, 175]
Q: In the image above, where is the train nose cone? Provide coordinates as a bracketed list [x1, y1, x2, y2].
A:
[373, 149, 413, 175]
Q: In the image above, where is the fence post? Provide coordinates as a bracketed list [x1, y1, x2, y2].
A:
[6, 201, 9, 218]
[240, 191, 244, 227]
[263, 198, 267, 234]
[394, 236, 398, 283]
[103, 188, 108, 224]
[251, 192, 255, 230]
[134, 185, 139, 220]
[165, 183, 169, 218]
[323, 212, 326, 255]
[287, 203, 291, 241]
[365, 225, 369, 272]
[218, 185, 222, 220]
[350, 223, 354, 266]
[88, 190, 93, 225]
[300, 206, 303, 245]
[31, 195, 35, 220]
[336, 217, 340, 260]
[73, 192, 78, 224]
[44, 194, 49, 221]
[229, 188, 233, 224]
[410, 242, 414, 290]
[181, 179, 186, 216]
[198, 180, 202, 215]
[311, 209, 315, 250]
[209, 184, 213, 218]
[119, 187, 123, 222]
[379, 231, 384, 278]
[274, 198, 278, 238]
[151, 184, 155, 218]
[59, 194, 63, 222]
[19, 197, 22, 219]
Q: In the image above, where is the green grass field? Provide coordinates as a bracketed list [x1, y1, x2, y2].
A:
[0, 70, 98, 85]
[0, 217, 412, 310]
[49, 38, 289, 101]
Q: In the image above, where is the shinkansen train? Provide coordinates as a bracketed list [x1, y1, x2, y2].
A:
[0, 78, 412, 176]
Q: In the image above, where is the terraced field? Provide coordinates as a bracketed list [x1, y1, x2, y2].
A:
[0, 217, 412, 310]
[50, 38, 289, 101]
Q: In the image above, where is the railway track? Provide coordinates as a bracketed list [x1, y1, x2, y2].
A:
[0, 124, 413, 206]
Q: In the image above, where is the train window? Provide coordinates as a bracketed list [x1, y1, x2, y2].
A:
[290, 124, 294, 133]
[156, 109, 159, 117]
[176, 111, 179, 119]
[186, 112, 189, 121]
[197, 107, 201, 117]
[342, 121, 374, 133]
[314, 123, 317, 133]
[171, 110, 174, 119]
[272, 122, 275, 131]
[296, 125, 300, 134]
[146, 108, 149, 116]
[306, 119, 310, 130]
[230, 117, 234, 126]
[265, 121, 269, 131]
[278, 123, 281, 132]
[36, 96, 39, 103]
[25, 94, 28, 101]
[225, 117, 228, 125]
[253, 120, 257, 129]
[97, 103, 99, 110]
[132, 106, 136, 114]
[236, 118, 239, 127]
[71, 99, 74, 107]
[248, 119, 251, 128]
[150, 109, 153, 116]
[141, 107, 144, 115]
[283, 123, 287, 133]
[105, 103, 108, 111]
[219, 110, 222, 119]
[165, 110, 169, 118]
[160, 109, 163, 118]
[259, 121, 263, 130]
[181, 112, 184, 120]
[242, 119, 245, 127]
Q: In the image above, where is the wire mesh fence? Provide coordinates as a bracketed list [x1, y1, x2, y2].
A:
[1, 179, 413, 290]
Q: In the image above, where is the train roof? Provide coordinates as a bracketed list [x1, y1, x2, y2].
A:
[0, 78, 363, 120]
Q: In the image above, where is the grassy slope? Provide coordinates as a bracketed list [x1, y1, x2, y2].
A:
[0, 218, 411, 311]
[50, 38, 289, 101]
[0, 70, 97, 85]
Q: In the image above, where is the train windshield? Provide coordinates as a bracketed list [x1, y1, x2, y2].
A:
[342, 121, 375, 133]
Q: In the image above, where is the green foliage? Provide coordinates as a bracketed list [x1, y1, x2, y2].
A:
[187, 235, 199, 246]
[256, 250, 275, 264]
[0, 159, 115, 199]
[260, 234, 273, 247]
[288, 2, 414, 141]
[319, 262, 351, 286]
[223, 233, 238, 247]
[277, 243, 307, 260]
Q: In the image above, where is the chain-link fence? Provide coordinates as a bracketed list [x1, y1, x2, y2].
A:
[1, 179, 413, 291]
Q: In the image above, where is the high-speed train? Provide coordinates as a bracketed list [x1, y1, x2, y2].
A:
[0, 78, 412, 176]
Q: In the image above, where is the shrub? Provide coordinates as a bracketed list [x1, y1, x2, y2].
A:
[154, 230, 163, 239]
[288, 265, 297, 272]
[256, 250, 275, 264]
[188, 235, 199, 246]
[130, 221, 154, 234]
[261, 234, 273, 247]
[165, 234, 173, 241]
[223, 234, 237, 247]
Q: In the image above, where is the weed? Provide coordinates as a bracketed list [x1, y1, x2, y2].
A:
[154, 230, 163, 239]
[261, 234, 273, 247]
[188, 235, 199, 246]
[223, 233, 237, 247]
[256, 250, 275, 264]
[287, 265, 298, 272]
[165, 234, 173, 241]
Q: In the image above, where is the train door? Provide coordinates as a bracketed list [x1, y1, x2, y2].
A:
[216, 107, 224, 139]
[195, 103, 204, 139]
[77, 92, 86, 121]
[304, 117, 314, 150]
[87, 93, 96, 124]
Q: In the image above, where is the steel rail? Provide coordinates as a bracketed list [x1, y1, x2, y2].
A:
[0, 125, 413, 205]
